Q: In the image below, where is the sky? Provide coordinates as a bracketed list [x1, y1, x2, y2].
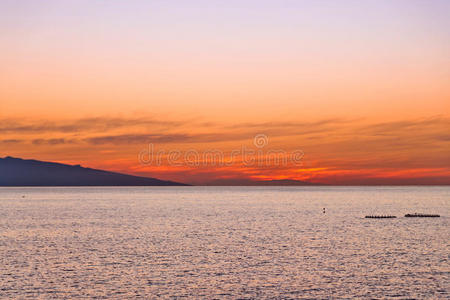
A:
[1, 0, 449, 184]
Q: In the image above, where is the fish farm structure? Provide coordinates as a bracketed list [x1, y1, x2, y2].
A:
[404, 213, 440, 218]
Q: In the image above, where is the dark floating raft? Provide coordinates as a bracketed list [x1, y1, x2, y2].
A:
[405, 213, 440, 218]
[365, 215, 397, 219]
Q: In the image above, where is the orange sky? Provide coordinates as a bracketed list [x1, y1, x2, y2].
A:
[1, 1, 449, 184]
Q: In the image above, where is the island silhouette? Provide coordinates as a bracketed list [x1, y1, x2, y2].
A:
[0, 156, 187, 186]
[0, 156, 323, 186]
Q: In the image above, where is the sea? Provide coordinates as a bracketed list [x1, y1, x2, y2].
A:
[0, 186, 448, 299]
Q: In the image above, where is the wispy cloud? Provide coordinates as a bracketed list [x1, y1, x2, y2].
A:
[224, 118, 352, 129]
[84, 132, 254, 145]
[2, 114, 449, 184]
[32, 138, 76, 145]
[0, 117, 186, 134]
[0, 139, 23, 144]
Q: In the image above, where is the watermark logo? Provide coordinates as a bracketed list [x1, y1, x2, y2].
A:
[253, 133, 268, 148]
[138, 134, 304, 167]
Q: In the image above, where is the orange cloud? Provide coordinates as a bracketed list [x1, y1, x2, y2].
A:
[1, 115, 449, 185]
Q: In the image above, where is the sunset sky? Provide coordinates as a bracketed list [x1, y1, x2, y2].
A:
[1, 0, 449, 184]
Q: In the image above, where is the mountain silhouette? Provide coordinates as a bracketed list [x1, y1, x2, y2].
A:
[202, 178, 322, 186]
[0, 156, 187, 186]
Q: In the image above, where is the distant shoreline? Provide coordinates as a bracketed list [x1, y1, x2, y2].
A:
[1, 185, 448, 187]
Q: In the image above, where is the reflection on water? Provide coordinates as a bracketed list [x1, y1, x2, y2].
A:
[0, 186, 448, 298]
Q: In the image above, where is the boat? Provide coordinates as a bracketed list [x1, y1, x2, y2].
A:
[365, 215, 397, 219]
[404, 213, 440, 218]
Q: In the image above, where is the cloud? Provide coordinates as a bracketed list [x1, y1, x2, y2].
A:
[32, 138, 76, 145]
[0, 117, 186, 134]
[2, 114, 449, 185]
[85, 134, 193, 145]
[360, 116, 450, 136]
[84, 132, 254, 145]
[0, 139, 23, 144]
[224, 118, 352, 129]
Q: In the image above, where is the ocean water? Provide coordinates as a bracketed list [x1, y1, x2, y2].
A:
[0, 186, 448, 299]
